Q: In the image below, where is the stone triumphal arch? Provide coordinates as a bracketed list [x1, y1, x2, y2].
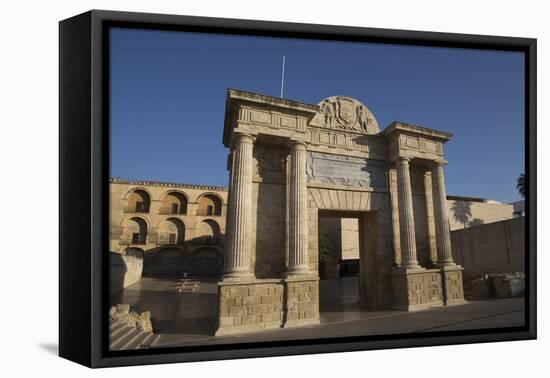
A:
[216, 89, 465, 335]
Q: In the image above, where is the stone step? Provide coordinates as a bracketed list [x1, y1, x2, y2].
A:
[109, 322, 130, 338]
[109, 319, 161, 350]
[149, 334, 161, 347]
[120, 330, 150, 350]
[135, 332, 156, 349]
[109, 321, 127, 332]
[110, 327, 141, 350]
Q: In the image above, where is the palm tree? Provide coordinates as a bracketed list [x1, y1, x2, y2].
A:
[450, 201, 472, 229]
[517, 173, 526, 198]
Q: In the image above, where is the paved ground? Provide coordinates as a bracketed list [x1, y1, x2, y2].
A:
[111, 276, 525, 349]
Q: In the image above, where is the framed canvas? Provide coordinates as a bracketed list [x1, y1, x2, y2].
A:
[59, 9, 536, 368]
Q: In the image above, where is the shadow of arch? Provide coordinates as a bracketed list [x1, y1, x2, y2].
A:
[197, 193, 223, 216]
[157, 217, 186, 245]
[142, 245, 224, 277]
[194, 219, 221, 245]
[160, 190, 189, 215]
[120, 216, 148, 245]
[124, 188, 152, 213]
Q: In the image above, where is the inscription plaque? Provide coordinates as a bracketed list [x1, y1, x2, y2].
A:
[306, 152, 387, 188]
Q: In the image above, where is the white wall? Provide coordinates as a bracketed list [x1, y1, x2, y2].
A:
[0, 1, 545, 377]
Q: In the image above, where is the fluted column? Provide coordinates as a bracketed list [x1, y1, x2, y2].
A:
[287, 140, 309, 275]
[224, 133, 255, 279]
[388, 167, 401, 267]
[424, 171, 438, 265]
[431, 161, 455, 266]
[396, 157, 421, 269]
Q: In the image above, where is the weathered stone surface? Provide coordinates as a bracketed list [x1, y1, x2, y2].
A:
[467, 273, 525, 299]
[306, 152, 387, 189]
[109, 304, 154, 333]
[216, 280, 285, 336]
[392, 268, 443, 311]
[284, 278, 320, 327]
[215, 90, 466, 335]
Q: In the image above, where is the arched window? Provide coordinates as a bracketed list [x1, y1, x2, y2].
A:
[160, 192, 188, 215]
[122, 217, 148, 245]
[197, 194, 222, 216]
[125, 189, 151, 213]
[195, 219, 221, 245]
[158, 218, 185, 245]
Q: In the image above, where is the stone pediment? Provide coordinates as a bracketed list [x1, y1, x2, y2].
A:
[311, 96, 380, 135]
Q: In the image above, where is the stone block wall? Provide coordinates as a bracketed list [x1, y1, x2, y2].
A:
[251, 181, 287, 278]
[216, 278, 320, 335]
[109, 252, 143, 291]
[285, 278, 320, 327]
[451, 217, 524, 279]
[216, 280, 284, 336]
[392, 269, 443, 310]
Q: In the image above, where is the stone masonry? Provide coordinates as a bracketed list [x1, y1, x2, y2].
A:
[216, 89, 466, 335]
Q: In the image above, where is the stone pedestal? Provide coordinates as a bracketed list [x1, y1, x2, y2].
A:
[391, 268, 444, 311]
[216, 279, 284, 336]
[215, 276, 320, 336]
[283, 276, 320, 328]
[441, 265, 467, 305]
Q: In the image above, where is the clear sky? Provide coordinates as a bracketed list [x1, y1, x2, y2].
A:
[110, 28, 525, 203]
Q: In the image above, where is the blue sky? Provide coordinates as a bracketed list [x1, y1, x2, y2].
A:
[110, 28, 525, 203]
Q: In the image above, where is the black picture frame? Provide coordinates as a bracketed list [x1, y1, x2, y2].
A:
[59, 9, 537, 368]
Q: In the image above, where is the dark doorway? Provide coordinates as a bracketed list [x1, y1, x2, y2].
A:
[317, 209, 379, 316]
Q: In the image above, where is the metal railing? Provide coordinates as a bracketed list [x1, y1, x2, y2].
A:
[157, 237, 185, 246]
[123, 206, 149, 214]
[119, 238, 147, 246]
[195, 209, 222, 216]
[159, 207, 187, 215]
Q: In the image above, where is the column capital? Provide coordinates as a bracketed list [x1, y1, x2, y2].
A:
[431, 159, 447, 168]
[232, 132, 255, 145]
[288, 139, 308, 151]
[397, 156, 412, 163]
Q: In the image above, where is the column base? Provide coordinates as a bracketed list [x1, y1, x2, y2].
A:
[285, 265, 312, 278]
[221, 271, 255, 283]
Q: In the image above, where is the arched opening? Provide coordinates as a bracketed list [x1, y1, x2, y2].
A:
[158, 218, 185, 245]
[124, 247, 144, 259]
[160, 191, 188, 215]
[193, 247, 224, 276]
[122, 217, 148, 245]
[125, 189, 151, 213]
[195, 219, 220, 245]
[143, 248, 184, 276]
[197, 194, 222, 216]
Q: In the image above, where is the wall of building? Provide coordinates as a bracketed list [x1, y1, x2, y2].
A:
[451, 217, 524, 279]
[250, 143, 288, 279]
[446, 199, 514, 231]
[109, 179, 228, 278]
[317, 190, 517, 272]
[109, 252, 143, 291]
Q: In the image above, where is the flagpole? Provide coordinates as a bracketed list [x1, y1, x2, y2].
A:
[280, 55, 285, 98]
